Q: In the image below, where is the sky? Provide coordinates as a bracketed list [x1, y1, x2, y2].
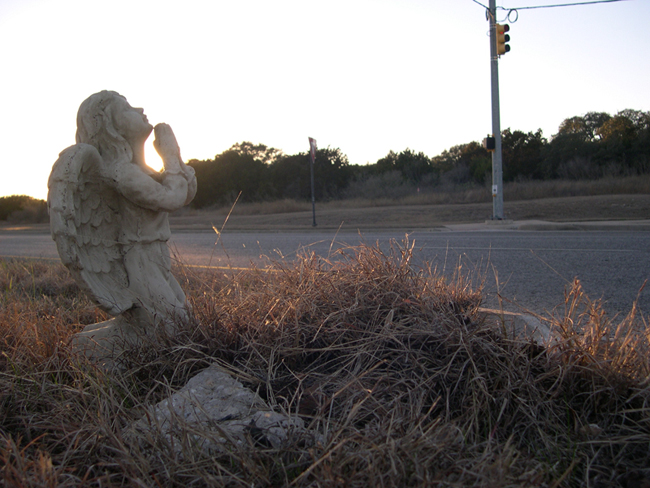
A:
[0, 0, 648, 200]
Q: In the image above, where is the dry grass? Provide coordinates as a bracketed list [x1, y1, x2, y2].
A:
[502, 175, 650, 202]
[197, 199, 313, 216]
[391, 175, 650, 207]
[1, 241, 650, 487]
[198, 175, 650, 216]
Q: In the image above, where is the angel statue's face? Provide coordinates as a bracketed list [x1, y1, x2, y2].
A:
[112, 96, 154, 144]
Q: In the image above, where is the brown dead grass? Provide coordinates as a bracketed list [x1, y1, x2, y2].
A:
[170, 194, 650, 231]
[1, 242, 650, 487]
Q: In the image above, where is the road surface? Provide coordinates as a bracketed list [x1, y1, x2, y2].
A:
[1, 227, 648, 319]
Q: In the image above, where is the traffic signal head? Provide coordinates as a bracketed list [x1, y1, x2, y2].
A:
[496, 23, 510, 56]
[483, 135, 496, 152]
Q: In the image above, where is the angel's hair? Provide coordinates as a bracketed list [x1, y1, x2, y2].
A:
[76, 90, 133, 167]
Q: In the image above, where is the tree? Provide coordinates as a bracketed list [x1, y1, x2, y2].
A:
[268, 154, 311, 200]
[315, 147, 353, 198]
[375, 150, 398, 175]
[557, 112, 611, 141]
[371, 149, 434, 183]
[502, 128, 547, 181]
[598, 115, 637, 144]
[616, 109, 650, 132]
[228, 141, 284, 164]
[542, 133, 595, 179]
[188, 147, 272, 207]
[583, 112, 613, 140]
[597, 110, 650, 172]
[269, 147, 352, 201]
[557, 116, 588, 140]
[543, 113, 609, 179]
[0, 195, 47, 222]
[544, 110, 650, 179]
[431, 142, 490, 184]
[395, 149, 433, 183]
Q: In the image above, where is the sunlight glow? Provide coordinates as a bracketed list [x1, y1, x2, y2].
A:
[0, 0, 648, 200]
[145, 140, 164, 172]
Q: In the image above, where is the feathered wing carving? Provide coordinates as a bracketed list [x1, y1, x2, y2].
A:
[48, 144, 134, 316]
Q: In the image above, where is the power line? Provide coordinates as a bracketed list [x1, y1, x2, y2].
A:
[474, 0, 630, 23]
[473, 0, 630, 12]
[500, 0, 629, 10]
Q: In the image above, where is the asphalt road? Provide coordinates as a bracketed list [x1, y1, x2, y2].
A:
[1, 228, 648, 319]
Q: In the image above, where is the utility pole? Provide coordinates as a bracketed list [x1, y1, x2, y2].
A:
[488, 0, 506, 220]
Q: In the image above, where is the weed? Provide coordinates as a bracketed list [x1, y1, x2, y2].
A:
[1, 242, 649, 487]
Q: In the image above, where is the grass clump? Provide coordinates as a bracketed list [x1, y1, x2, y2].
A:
[1, 242, 649, 487]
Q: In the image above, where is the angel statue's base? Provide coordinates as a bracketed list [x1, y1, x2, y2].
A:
[70, 317, 145, 366]
[48, 91, 197, 367]
[70, 308, 185, 367]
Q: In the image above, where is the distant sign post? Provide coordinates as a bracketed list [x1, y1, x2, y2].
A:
[309, 137, 317, 227]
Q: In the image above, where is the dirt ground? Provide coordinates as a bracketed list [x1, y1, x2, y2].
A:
[169, 194, 650, 231]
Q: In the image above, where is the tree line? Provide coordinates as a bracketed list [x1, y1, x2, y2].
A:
[1, 108, 648, 221]
[0, 195, 48, 223]
[187, 108, 650, 208]
[188, 142, 353, 207]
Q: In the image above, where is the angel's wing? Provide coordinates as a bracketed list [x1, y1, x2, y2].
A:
[48, 144, 134, 315]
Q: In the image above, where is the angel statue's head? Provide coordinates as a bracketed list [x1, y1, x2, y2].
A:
[76, 90, 153, 165]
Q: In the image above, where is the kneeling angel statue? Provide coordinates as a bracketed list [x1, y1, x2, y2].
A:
[48, 90, 197, 356]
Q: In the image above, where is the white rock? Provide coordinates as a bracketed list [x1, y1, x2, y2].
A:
[130, 366, 305, 453]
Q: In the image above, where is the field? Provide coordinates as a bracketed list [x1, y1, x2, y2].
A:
[2, 175, 650, 231]
[2, 235, 650, 487]
[169, 193, 650, 231]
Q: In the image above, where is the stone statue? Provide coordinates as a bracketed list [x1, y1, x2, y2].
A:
[48, 90, 197, 356]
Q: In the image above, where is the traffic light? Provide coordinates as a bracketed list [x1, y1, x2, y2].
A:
[483, 135, 496, 152]
[496, 23, 510, 56]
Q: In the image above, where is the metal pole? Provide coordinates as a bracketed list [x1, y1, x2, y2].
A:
[310, 159, 316, 227]
[489, 0, 504, 220]
[309, 137, 317, 227]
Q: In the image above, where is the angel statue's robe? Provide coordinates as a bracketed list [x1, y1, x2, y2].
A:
[48, 143, 197, 329]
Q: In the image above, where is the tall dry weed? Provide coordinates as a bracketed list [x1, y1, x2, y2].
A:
[1, 246, 649, 487]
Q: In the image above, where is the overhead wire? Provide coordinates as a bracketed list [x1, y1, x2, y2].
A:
[501, 0, 629, 10]
[474, 0, 630, 23]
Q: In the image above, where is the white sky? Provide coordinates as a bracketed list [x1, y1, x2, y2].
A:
[1, 0, 648, 200]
